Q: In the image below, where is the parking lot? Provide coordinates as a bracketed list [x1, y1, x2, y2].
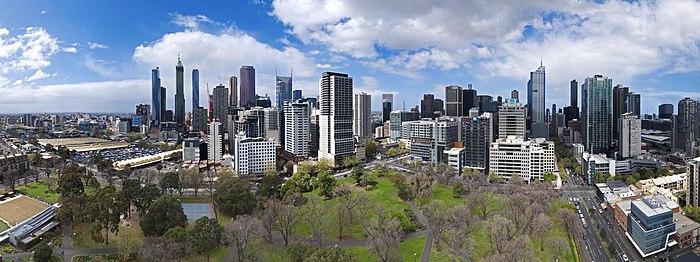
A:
[73, 147, 163, 164]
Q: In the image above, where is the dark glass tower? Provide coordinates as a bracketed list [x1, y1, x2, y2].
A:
[192, 69, 199, 110]
[240, 66, 256, 108]
[151, 67, 161, 126]
[175, 57, 185, 131]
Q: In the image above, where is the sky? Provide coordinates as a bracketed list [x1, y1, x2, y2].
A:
[1, 0, 700, 114]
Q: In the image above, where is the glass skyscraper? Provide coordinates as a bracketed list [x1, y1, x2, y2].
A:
[151, 67, 161, 126]
[582, 75, 613, 154]
[175, 57, 185, 131]
[527, 64, 546, 123]
[192, 69, 199, 110]
[240, 65, 256, 108]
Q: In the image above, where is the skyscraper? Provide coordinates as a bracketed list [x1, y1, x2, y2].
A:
[461, 112, 493, 173]
[212, 84, 229, 132]
[675, 98, 700, 153]
[192, 107, 208, 132]
[276, 75, 293, 109]
[353, 92, 372, 138]
[613, 84, 629, 141]
[582, 75, 613, 154]
[208, 121, 222, 161]
[462, 84, 477, 114]
[619, 113, 641, 159]
[382, 93, 393, 122]
[151, 67, 161, 126]
[382, 93, 393, 105]
[284, 100, 310, 159]
[292, 90, 302, 100]
[498, 101, 527, 139]
[239, 66, 256, 108]
[688, 157, 700, 207]
[659, 104, 673, 119]
[445, 85, 463, 117]
[628, 92, 641, 116]
[229, 76, 238, 107]
[192, 69, 199, 110]
[160, 86, 166, 123]
[511, 90, 519, 101]
[527, 64, 546, 124]
[175, 57, 185, 131]
[421, 94, 436, 119]
[318, 72, 354, 163]
[570, 79, 578, 119]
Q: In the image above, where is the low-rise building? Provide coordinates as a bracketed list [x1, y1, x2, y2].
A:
[636, 174, 687, 193]
[626, 195, 677, 257]
[445, 147, 465, 176]
[673, 213, 700, 249]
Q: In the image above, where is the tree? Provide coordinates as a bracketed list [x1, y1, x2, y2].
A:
[156, 163, 163, 175]
[57, 171, 84, 196]
[503, 192, 530, 230]
[190, 217, 222, 262]
[226, 214, 263, 262]
[547, 237, 568, 261]
[363, 212, 403, 262]
[408, 172, 434, 201]
[531, 212, 550, 251]
[269, 197, 301, 246]
[484, 215, 516, 254]
[159, 172, 180, 195]
[334, 183, 362, 224]
[543, 171, 556, 182]
[316, 171, 337, 198]
[342, 155, 361, 168]
[422, 200, 448, 250]
[121, 179, 140, 217]
[116, 225, 143, 260]
[351, 166, 370, 187]
[287, 242, 315, 262]
[139, 237, 186, 262]
[432, 162, 455, 185]
[135, 183, 162, 214]
[33, 242, 53, 262]
[304, 195, 328, 246]
[259, 173, 283, 199]
[140, 196, 187, 236]
[87, 186, 128, 245]
[57, 192, 87, 225]
[180, 167, 203, 196]
[260, 198, 278, 241]
[306, 246, 359, 262]
[364, 139, 379, 159]
[214, 177, 256, 217]
[444, 204, 477, 261]
[557, 208, 577, 238]
[470, 187, 498, 218]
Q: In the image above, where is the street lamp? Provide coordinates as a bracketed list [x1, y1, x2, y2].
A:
[413, 253, 417, 262]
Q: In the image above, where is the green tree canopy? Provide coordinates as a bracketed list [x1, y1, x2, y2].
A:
[214, 177, 256, 217]
[140, 196, 188, 236]
[190, 217, 222, 262]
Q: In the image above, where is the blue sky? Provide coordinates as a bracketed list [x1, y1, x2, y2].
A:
[1, 0, 700, 114]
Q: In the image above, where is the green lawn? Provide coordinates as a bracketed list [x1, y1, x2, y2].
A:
[420, 184, 462, 207]
[16, 179, 59, 203]
[0, 220, 9, 232]
[70, 221, 144, 249]
[186, 246, 229, 262]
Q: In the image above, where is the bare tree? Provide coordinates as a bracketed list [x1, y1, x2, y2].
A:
[547, 237, 568, 261]
[181, 167, 203, 196]
[470, 187, 498, 218]
[334, 183, 362, 224]
[139, 237, 186, 262]
[422, 200, 448, 250]
[431, 162, 455, 185]
[333, 204, 352, 241]
[260, 198, 278, 242]
[364, 212, 403, 262]
[445, 227, 475, 262]
[557, 208, 577, 238]
[226, 214, 263, 262]
[503, 192, 530, 230]
[408, 172, 434, 201]
[269, 196, 301, 246]
[531, 212, 551, 251]
[483, 215, 516, 254]
[305, 195, 328, 246]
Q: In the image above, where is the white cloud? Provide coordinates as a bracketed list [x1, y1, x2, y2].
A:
[87, 42, 108, 49]
[84, 56, 120, 78]
[170, 13, 215, 31]
[62, 46, 77, 53]
[0, 27, 60, 87]
[314, 63, 331, 69]
[40, 10, 47, 14]
[27, 69, 55, 81]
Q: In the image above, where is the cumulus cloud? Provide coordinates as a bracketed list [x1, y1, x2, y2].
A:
[170, 13, 216, 31]
[0, 27, 62, 88]
[87, 42, 108, 49]
[315, 63, 332, 69]
[27, 69, 56, 81]
[62, 46, 77, 53]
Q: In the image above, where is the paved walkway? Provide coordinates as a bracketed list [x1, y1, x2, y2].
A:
[408, 200, 432, 262]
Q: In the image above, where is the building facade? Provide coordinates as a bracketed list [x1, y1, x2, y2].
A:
[626, 196, 676, 257]
[208, 122, 222, 161]
[192, 69, 199, 110]
[191, 107, 208, 133]
[318, 72, 354, 163]
[175, 57, 185, 132]
[284, 100, 310, 159]
[582, 75, 613, 154]
[689, 157, 700, 207]
[489, 136, 555, 183]
[212, 84, 229, 132]
[239, 65, 256, 108]
[390, 110, 420, 139]
[233, 134, 276, 177]
[527, 64, 546, 124]
[229, 76, 238, 107]
[498, 101, 527, 139]
[461, 113, 493, 172]
[619, 113, 642, 158]
[353, 92, 372, 138]
[151, 67, 161, 126]
[445, 85, 463, 117]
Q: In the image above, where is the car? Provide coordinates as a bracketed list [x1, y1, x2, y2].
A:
[622, 254, 628, 261]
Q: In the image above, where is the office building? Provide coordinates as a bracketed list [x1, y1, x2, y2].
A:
[310, 109, 320, 157]
[354, 92, 372, 138]
[229, 107, 266, 140]
[489, 136, 555, 183]
[192, 69, 199, 110]
[183, 138, 200, 162]
[626, 195, 676, 257]
[229, 76, 238, 107]
[659, 104, 674, 120]
[619, 113, 642, 159]
[263, 107, 278, 131]
[461, 113, 493, 172]
[0, 154, 29, 180]
[462, 84, 477, 114]
[527, 64, 546, 123]
[212, 84, 229, 133]
[191, 107, 208, 132]
[434, 118, 459, 163]
[570, 79, 578, 119]
[582, 75, 613, 154]
[382, 93, 393, 105]
[208, 121, 222, 161]
[511, 90, 519, 101]
[292, 90, 302, 100]
[240, 65, 256, 108]
[498, 101, 527, 139]
[675, 98, 700, 153]
[284, 100, 310, 159]
[404, 120, 435, 161]
[233, 134, 276, 177]
[255, 95, 272, 108]
[135, 104, 150, 126]
[389, 110, 420, 139]
[445, 147, 466, 176]
[382, 100, 392, 123]
[160, 87, 167, 122]
[421, 94, 436, 119]
[276, 75, 293, 108]
[175, 57, 185, 131]
[445, 85, 463, 117]
[628, 92, 641, 116]
[318, 72, 354, 163]
[151, 67, 161, 126]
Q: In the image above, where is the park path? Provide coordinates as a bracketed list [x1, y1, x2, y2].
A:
[408, 200, 432, 262]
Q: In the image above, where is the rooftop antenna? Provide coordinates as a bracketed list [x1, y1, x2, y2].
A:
[540, 56, 543, 67]
[403, 101, 406, 111]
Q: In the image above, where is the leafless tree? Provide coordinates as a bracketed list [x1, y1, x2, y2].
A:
[558, 208, 578, 238]
[334, 183, 362, 224]
[226, 214, 263, 262]
[422, 200, 448, 250]
[260, 198, 277, 241]
[139, 237, 186, 262]
[355, 192, 373, 229]
[503, 192, 530, 230]
[470, 187, 499, 218]
[432, 162, 455, 185]
[334, 204, 352, 241]
[180, 167, 203, 196]
[364, 212, 403, 262]
[484, 215, 516, 254]
[531, 212, 551, 251]
[270, 196, 301, 246]
[408, 171, 434, 201]
[547, 237, 568, 261]
[205, 169, 216, 197]
[45, 176, 58, 192]
[305, 195, 328, 246]
[445, 227, 475, 262]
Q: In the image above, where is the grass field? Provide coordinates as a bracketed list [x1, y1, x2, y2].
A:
[16, 179, 59, 204]
[70, 221, 144, 249]
[0, 220, 9, 232]
[0, 195, 49, 226]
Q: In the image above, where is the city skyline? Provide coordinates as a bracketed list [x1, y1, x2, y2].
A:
[0, 1, 700, 115]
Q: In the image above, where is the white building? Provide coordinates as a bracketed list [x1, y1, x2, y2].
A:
[233, 133, 276, 177]
[582, 152, 616, 178]
[619, 113, 642, 158]
[318, 72, 354, 163]
[573, 143, 585, 163]
[445, 147, 466, 176]
[489, 136, 555, 183]
[353, 92, 372, 138]
[208, 122, 222, 161]
[498, 102, 527, 139]
[182, 138, 200, 162]
[636, 174, 688, 193]
[284, 100, 310, 159]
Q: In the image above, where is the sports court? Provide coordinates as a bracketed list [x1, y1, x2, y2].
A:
[181, 203, 216, 222]
[0, 195, 49, 226]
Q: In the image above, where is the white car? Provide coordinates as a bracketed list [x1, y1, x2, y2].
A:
[622, 254, 629, 261]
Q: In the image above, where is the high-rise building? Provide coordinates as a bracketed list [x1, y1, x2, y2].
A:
[233, 134, 276, 177]
[212, 84, 229, 132]
[353, 92, 372, 138]
[256, 95, 272, 108]
[659, 104, 674, 119]
[160, 87, 166, 122]
[229, 107, 266, 140]
[675, 98, 700, 153]
[240, 66, 256, 108]
[434, 118, 459, 163]
[151, 67, 161, 126]
[570, 79, 578, 119]
[175, 57, 185, 131]
[433, 98, 444, 116]
[626, 195, 676, 257]
[511, 90, 519, 101]
[318, 72, 354, 163]
[462, 84, 477, 114]
[292, 90, 302, 100]
[462, 113, 493, 173]
[498, 101, 527, 139]
[619, 113, 641, 159]
[192, 107, 208, 132]
[582, 75, 613, 154]
[382, 93, 393, 105]
[527, 64, 546, 123]
[613, 84, 629, 141]
[389, 110, 420, 139]
[183, 138, 201, 162]
[382, 100, 392, 122]
[208, 121, 222, 161]
[421, 94, 436, 119]
[136, 104, 150, 126]
[309, 109, 320, 157]
[192, 69, 199, 110]
[489, 136, 555, 183]
[229, 76, 238, 107]
[284, 100, 310, 159]
[688, 157, 700, 207]
[445, 85, 463, 117]
[276, 75, 293, 109]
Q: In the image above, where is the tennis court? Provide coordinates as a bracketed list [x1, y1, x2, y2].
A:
[181, 203, 216, 222]
[0, 195, 49, 226]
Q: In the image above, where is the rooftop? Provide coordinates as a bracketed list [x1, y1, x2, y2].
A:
[633, 195, 674, 217]
[674, 213, 700, 236]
